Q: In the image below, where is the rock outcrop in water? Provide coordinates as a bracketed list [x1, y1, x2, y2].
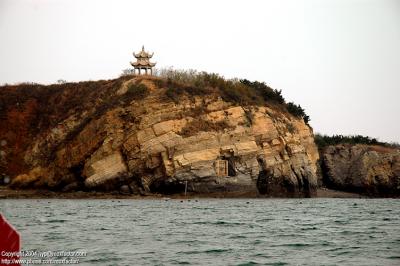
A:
[0, 75, 319, 196]
[321, 144, 400, 196]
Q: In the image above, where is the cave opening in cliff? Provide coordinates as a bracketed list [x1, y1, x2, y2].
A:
[149, 180, 186, 194]
[69, 163, 86, 190]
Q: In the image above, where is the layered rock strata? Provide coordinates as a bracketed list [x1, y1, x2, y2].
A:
[2, 77, 319, 196]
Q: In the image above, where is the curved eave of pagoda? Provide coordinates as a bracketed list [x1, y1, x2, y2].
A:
[133, 52, 154, 58]
[131, 61, 156, 67]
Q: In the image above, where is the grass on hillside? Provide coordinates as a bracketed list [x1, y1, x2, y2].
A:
[151, 68, 310, 124]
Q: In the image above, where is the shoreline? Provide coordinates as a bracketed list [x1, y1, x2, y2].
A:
[1, 187, 395, 199]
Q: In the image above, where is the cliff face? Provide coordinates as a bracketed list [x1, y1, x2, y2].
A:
[321, 144, 400, 196]
[1, 76, 319, 196]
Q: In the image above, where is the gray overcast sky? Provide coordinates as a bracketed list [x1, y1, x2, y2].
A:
[0, 0, 399, 142]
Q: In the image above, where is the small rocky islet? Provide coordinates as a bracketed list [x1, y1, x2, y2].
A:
[0, 71, 399, 198]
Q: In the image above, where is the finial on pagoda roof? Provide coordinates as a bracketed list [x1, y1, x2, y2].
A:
[133, 46, 154, 59]
[131, 46, 156, 75]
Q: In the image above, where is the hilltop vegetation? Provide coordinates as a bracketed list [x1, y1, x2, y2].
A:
[151, 68, 310, 124]
[314, 133, 399, 149]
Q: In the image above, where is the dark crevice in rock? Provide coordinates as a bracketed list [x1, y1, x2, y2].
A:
[227, 160, 236, 177]
[290, 165, 312, 197]
[302, 175, 311, 198]
[319, 154, 336, 189]
[256, 170, 271, 195]
[149, 179, 186, 195]
[282, 177, 295, 194]
[68, 163, 86, 191]
[221, 155, 236, 177]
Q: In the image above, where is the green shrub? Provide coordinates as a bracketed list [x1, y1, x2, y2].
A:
[287, 123, 296, 133]
[164, 77, 212, 103]
[185, 85, 212, 97]
[240, 79, 284, 104]
[165, 86, 184, 103]
[314, 133, 398, 149]
[286, 102, 310, 124]
[125, 83, 149, 100]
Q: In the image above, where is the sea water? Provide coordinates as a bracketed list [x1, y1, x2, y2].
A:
[1, 199, 399, 266]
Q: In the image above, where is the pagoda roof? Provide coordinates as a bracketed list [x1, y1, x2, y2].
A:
[134, 45, 154, 58]
[131, 61, 156, 67]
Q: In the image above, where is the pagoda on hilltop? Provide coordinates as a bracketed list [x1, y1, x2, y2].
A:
[131, 46, 156, 75]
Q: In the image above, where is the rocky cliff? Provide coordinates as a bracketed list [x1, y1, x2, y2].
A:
[321, 144, 400, 196]
[0, 75, 319, 197]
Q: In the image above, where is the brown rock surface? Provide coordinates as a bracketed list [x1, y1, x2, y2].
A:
[321, 144, 400, 196]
